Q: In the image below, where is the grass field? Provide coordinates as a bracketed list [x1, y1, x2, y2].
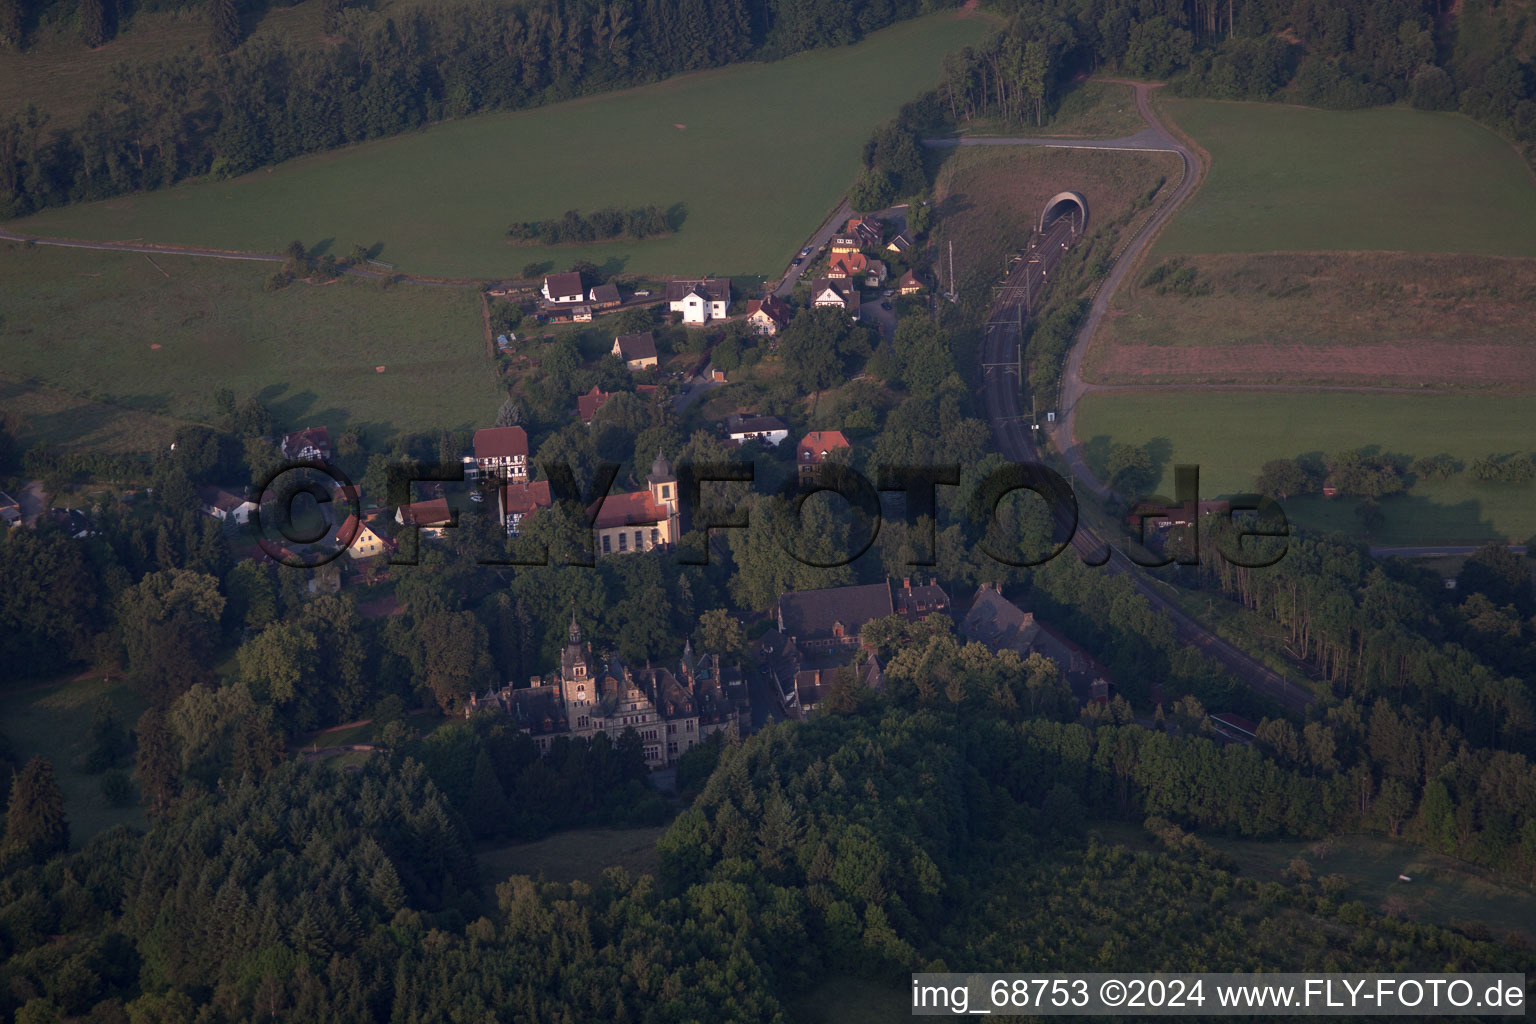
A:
[1085, 251, 1536, 389]
[1075, 390, 1536, 544]
[476, 825, 669, 886]
[1091, 823, 1536, 944]
[931, 144, 1182, 304]
[1154, 100, 1536, 257]
[6, 14, 988, 280]
[0, 243, 497, 450]
[1205, 833, 1536, 944]
[0, 674, 148, 847]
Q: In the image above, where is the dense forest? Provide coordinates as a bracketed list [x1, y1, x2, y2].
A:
[0, 0, 952, 219]
[2, 659, 1533, 1021]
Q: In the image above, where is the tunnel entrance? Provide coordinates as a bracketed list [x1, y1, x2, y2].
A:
[1039, 191, 1089, 234]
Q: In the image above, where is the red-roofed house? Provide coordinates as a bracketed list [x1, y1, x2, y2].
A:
[395, 497, 453, 539]
[473, 426, 528, 483]
[797, 430, 850, 479]
[501, 480, 552, 536]
[746, 294, 792, 337]
[578, 386, 615, 425]
[590, 453, 679, 555]
[337, 514, 393, 560]
[281, 426, 332, 461]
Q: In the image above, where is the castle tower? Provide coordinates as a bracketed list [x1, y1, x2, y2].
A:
[562, 611, 595, 732]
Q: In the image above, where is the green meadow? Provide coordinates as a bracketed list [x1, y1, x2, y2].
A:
[1154, 100, 1536, 257]
[0, 675, 148, 846]
[0, 243, 496, 448]
[1075, 390, 1536, 545]
[6, 14, 988, 279]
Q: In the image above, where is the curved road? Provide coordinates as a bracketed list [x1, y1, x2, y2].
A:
[969, 84, 1312, 715]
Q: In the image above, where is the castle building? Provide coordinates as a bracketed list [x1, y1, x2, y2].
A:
[466, 615, 745, 768]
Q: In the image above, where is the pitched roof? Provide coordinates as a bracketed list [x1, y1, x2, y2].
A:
[727, 415, 787, 436]
[614, 332, 657, 361]
[747, 294, 792, 327]
[589, 489, 672, 530]
[885, 232, 912, 252]
[502, 480, 553, 516]
[577, 385, 614, 424]
[797, 430, 850, 463]
[474, 426, 528, 460]
[778, 582, 893, 641]
[898, 270, 923, 290]
[664, 277, 731, 302]
[895, 576, 950, 622]
[810, 278, 846, 304]
[281, 426, 332, 457]
[589, 282, 620, 304]
[397, 497, 453, 527]
[197, 485, 252, 511]
[960, 586, 1040, 653]
[543, 272, 585, 298]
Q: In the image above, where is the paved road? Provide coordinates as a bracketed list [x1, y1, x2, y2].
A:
[925, 126, 1176, 153]
[971, 90, 1312, 715]
[1370, 544, 1529, 558]
[773, 198, 852, 298]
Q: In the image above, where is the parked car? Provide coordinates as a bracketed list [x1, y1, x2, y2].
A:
[634, 290, 651, 297]
[469, 491, 483, 502]
[800, 247, 812, 257]
[880, 301, 892, 310]
[791, 258, 801, 266]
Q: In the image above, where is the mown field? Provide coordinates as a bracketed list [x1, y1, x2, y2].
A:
[1154, 100, 1536, 257]
[1085, 251, 1536, 389]
[6, 14, 988, 279]
[476, 825, 669, 887]
[0, 243, 496, 450]
[1075, 390, 1536, 544]
[0, 675, 148, 846]
[1093, 822, 1536, 945]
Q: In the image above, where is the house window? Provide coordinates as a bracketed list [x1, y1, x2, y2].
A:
[668, 722, 676, 734]
[602, 534, 611, 553]
[651, 528, 660, 546]
[667, 741, 678, 756]
[634, 530, 642, 549]
[618, 533, 627, 552]
[686, 720, 695, 732]
[661, 484, 670, 500]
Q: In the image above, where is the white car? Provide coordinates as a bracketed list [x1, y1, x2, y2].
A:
[469, 491, 483, 502]
[800, 247, 811, 257]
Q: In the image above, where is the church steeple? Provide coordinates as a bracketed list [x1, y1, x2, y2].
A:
[568, 607, 581, 645]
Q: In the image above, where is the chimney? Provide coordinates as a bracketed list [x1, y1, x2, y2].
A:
[903, 577, 911, 592]
[929, 576, 938, 588]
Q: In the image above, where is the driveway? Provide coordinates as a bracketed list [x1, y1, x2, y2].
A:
[19, 480, 45, 526]
[774, 198, 852, 297]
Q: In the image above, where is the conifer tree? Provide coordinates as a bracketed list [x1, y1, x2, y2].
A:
[2, 756, 69, 861]
[80, 0, 105, 47]
[134, 707, 181, 815]
[468, 748, 511, 839]
[210, 0, 240, 53]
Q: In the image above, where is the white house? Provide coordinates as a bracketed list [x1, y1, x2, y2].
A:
[725, 414, 789, 447]
[541, 272, 586, 305]
[666, 278, 731, 324]
[197, 486, 257, 525]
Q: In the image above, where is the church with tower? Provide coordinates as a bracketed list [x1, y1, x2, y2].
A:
[466, 613, 746, 769]
[589, 452, 680, 556]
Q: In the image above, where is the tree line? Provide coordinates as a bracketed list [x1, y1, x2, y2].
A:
[938, 0, 1536, 170]
[0, 0, 948, 219]
[507, 204, 675, 245]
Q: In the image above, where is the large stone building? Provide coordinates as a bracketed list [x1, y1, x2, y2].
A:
[467, 616, 746, 768]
